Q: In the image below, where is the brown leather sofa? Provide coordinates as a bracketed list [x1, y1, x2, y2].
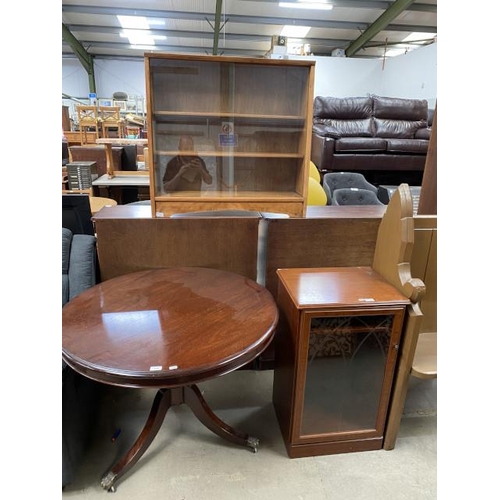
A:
[311, 95, 433, 186]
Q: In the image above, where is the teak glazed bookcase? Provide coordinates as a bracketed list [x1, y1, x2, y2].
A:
[144, 53, 315, 217]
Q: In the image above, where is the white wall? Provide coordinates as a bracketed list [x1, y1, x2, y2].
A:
[288, 55, 383, 98]
[62, 43, 437, 107]
[62, 58, 146, 100]
[380, 43, 437, 108]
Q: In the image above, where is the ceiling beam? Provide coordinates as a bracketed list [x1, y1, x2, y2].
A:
[62, 23, 96, 92]
[345, 0, 417, 57]
[62, 5, 371, 31]
[239, 0, 435, 13]
[61, 4, 435, 35]
[64, 24, 352, 50]
[212, 0, 223, 55]
[62, 40, 266, 58]
[66, 24, 272, 42]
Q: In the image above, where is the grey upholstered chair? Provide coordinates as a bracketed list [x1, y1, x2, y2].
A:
[323, 172, 378, 205]
[331, 187, 385, 206]
[62, 228, 101, 488]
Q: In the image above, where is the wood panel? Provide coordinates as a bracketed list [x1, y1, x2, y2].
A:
[62, 106, 71, 132]
[69, 145, 124, 176]
[94, 217, 260, 282]
[412, 217, 437, 333]
[154, 199, 304, 218]
[264, 216, 381, 301]
[418, 106, 437, 215]
[65, 131, 97, 146]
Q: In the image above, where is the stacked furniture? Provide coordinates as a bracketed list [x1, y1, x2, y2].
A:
[91, 201, 436, 448]
[311, 95, 433, 186]
[62, 227, 101, 488]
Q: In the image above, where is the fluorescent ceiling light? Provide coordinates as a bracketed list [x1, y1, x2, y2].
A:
[402, 32, 436, 43]
[117, 15, 150, 29]
[281, 25, 311, 38]
[117, 15, 166, 47]
[130, 45, 162, 51]
[384, 48, 407, 58]
[383, 32, 437, 58]
[279, 1, 332, 10]
[147, 19, 166, 27]
[120, 30, 166, 46]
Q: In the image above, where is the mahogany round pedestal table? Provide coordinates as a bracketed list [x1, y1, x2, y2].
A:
[62, 267, 278, 492]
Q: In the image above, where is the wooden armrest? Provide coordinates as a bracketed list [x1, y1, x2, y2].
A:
[411, 331, 437, 379]
[403, 277, 426, 304]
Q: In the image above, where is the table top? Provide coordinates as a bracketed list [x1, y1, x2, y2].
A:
[93, 174, 150, 186]
[96, 138, 148, 146]
[277, 266, 410, 310]
[89, 196, 117, 214]
[62, 267, 278, 388]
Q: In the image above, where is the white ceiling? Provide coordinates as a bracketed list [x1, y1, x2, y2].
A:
[62, 0, 437, 60]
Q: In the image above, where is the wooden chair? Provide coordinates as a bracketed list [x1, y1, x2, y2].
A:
[376, 185, 435, 449]
[99, 106, 125, 139]
[77, 105, 100, 144]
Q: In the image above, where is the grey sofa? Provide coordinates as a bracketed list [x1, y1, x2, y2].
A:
[62, 227, 101, 488]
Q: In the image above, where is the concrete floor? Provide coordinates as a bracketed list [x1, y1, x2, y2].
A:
[62, 370, 437, 499]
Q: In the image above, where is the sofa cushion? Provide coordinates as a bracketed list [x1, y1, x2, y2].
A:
[62, 275, 70, 307]
[427, 107, 435, 126]
[374, 118, 427, 139]
[385, 139, 429, 154]
[314, 96, 372, 119]
[372, 95, 428, 121]
[62, 227, 72, 275]
[68, 234, 97, 302]
[321, 119, 373, 138]
[334, 137, 386, 152]
[415, 127, 431, 140]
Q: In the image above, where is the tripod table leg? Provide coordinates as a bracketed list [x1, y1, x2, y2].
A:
[100, 388, 172, 492]
[183, 384, 259, 453]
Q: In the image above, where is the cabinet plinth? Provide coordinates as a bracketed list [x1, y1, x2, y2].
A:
[272, 267, 410, 458]
[144, 53, 315, 217]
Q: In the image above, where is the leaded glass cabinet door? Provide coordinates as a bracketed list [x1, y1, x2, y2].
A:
[295, 308, 405, 444]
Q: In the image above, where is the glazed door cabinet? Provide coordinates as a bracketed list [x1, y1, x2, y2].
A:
[144, 53, 315, 217]
[272, 267, 409, 458]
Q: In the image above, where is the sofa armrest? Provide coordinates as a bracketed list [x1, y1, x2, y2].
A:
[311, 133, 335, 171]
[415, 127, 431, 140]
[68, 234, 97, 302]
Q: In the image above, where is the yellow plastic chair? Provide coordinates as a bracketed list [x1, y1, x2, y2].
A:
[307, 177, 327, 205]
[309, 161, 321, 183]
